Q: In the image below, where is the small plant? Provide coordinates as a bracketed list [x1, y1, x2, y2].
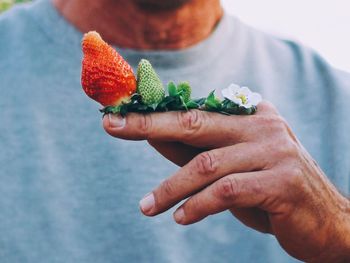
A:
[81, 31, 262, 117]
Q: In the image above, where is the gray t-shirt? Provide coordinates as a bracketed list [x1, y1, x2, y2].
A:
[1, 0, 350, 262]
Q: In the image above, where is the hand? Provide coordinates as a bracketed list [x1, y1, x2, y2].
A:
[103, 102, 350, 262]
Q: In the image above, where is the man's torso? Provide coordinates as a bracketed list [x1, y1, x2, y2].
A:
[1, 1, 349, 262]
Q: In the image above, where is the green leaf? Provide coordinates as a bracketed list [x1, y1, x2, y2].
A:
[98, 88, 257, 116]
[218, 99, 257, 115]
[220, 99, 239, 114]
[127, 103, 152, 112]
[204, 90, 222, 110]
[119, 105, 129, 117]
[157, 95, 177, 110]
[100, 105, 121, 115]
[150, 103, 158, 111]
[130, 93, 142, 102]
[206, 90, 216, 101]
[186, 100, 200, 109]
[179, 96, 188, 111]
[193, 97, 206, 106]
[167, 82, 178, 97]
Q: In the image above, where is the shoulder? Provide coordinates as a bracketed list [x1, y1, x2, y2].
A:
[0, 2, 45, 61]
[223, 16, 340, 90]
[335, 69, 350, 89]
[332, 69, 350, 112]
[240, 19, 332, 75]
[0, 2, 36, 42]
[229, 16, 349, 88]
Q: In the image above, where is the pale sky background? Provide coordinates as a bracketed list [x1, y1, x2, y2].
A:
[222, 0, 350, 72]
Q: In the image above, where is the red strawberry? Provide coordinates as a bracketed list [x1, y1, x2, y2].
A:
[81, 31, 137, 107]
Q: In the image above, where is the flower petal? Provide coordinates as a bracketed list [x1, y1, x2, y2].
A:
[221, 88, 233, 100]
[221, 83, 261, 108]
[240, 86, 251, 96]
[241, 102, 252, 108]
[232, 97, 243, 105]
[222, 83, 241, 100]
[249, 92, 262, 106]
[228, 83, 241, 93]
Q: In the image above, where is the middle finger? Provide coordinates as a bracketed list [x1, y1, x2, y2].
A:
[139, 142, 269, 216]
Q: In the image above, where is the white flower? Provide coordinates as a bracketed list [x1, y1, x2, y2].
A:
[221, 84, 262, 108]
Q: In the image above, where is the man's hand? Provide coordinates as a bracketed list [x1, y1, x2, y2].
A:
[103, 102, 350, 262]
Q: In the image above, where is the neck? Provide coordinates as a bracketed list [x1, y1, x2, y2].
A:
[52, 0, 223, 50]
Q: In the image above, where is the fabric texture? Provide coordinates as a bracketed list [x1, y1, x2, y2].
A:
[1, 0, 349, 262]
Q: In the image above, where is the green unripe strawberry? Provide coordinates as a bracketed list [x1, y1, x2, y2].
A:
[137, 59, 165, 105]
[177, 82, 192, 103]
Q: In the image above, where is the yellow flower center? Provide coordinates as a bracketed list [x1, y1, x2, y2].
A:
[236, 94, 248, 104]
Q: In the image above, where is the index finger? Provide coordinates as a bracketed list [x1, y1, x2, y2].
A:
[102, 101, 277, 148]
[104, 110, 245, 148]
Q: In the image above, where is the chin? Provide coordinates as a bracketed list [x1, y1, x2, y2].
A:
[133, 0, 192, 10]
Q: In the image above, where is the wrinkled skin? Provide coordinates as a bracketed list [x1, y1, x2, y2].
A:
[103, 101, 350, 262]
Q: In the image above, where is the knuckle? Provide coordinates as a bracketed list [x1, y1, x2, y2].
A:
[261, 136, 299, 168]
[268, 116, 287, 133]
[194, 151, 219, 176]
[177, 110, 202, 137]
[267, 136, 296, 155]
[215, 177, 240, 200]
[187, 195, 201, 212]
[277, 165, 304, 189]
[159, 178, 175, 198]
[273, 165, 308, 204]
[259, 101, 278, 114]
[252, 115, 288, 137]
[250, 177, 264, 196]
[284, 142, 299, 158]
[253, 114, 301, 160]
[273, 136, 298, 158]
[137, 114, 152, 137]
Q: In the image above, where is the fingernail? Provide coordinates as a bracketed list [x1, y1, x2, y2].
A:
[108, 114, 125, 128]
[139, 193, 155, 214]
[174, 208, 185, 223]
